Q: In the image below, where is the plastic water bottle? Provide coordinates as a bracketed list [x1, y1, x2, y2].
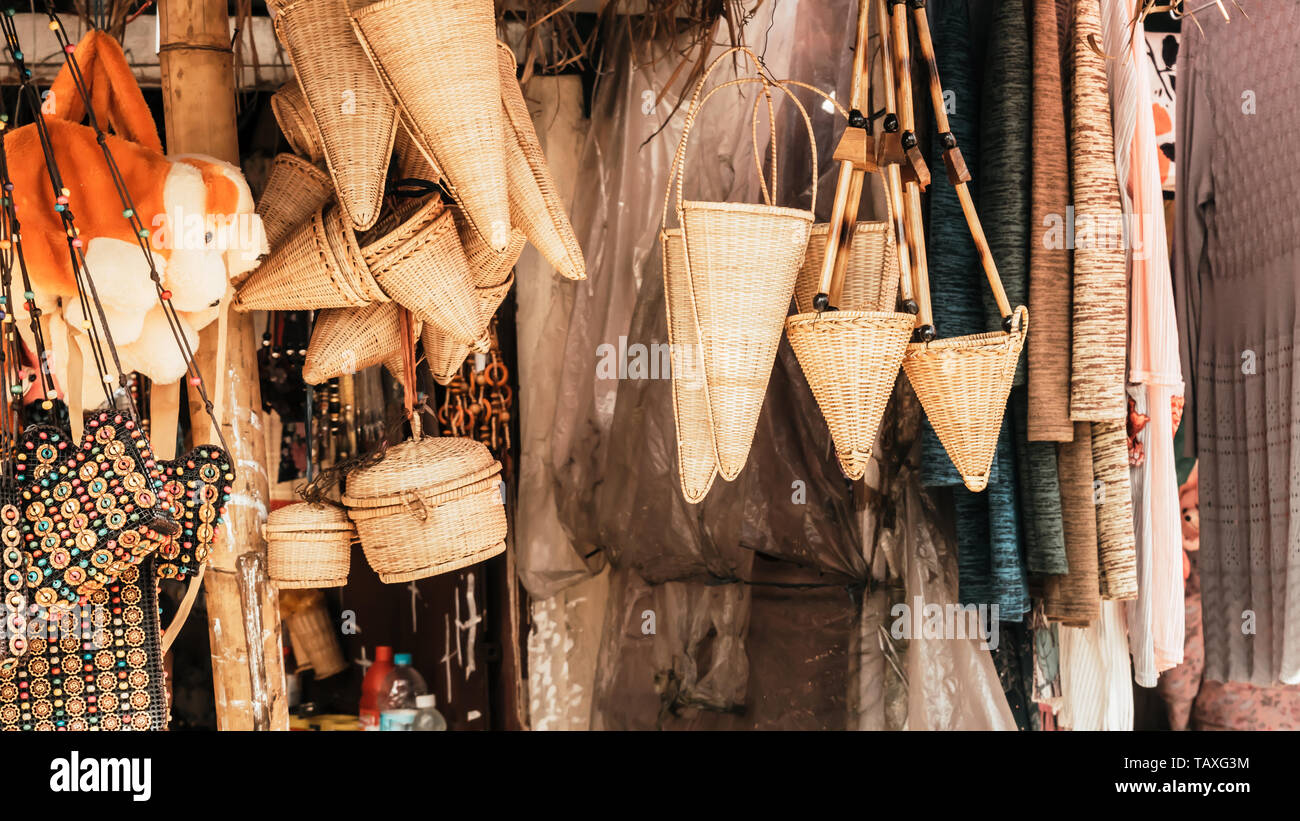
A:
[377, 653, 427, 731]
[412, 694, 447, 731]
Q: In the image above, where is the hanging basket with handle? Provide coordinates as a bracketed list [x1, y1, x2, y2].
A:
[779, 67, 915, 482]
[660, 47, 819, 497]
[898, 1, 1029, 492]
[266, 502, 355, 589]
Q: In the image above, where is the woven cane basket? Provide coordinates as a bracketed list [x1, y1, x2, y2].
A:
[786, 310, 914, 479]
[360, 200, 483, 345]
[266, 502, 354, 589]
[274, 0, 397, 231]
[452, 203, 526, 288]
[343, 436, 507, 583]
[661, 229, 716, 502]
[349, 0, 509, 251]
[421, 273, 514, 385]
[234, 204, 370, 311]
[257, 153, 333, 250]
[304, 301, 405, 384]
[496, 41, 585, 281]
[270, 80, 324, 163]
[283, 599, 348, 678]
[663, 55, 818, 483]
[902, 305, 1029, 491]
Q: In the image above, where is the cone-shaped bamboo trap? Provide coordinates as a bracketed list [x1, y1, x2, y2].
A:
[270, 79, 324, 164]
[661, 229, 716, 502]
[899, 1, 1029, 492]
[349, 0, 510, 251]
[274, 0, 396, 230]
[780, 34, 915, 481]
[303, 301, 407, 384]
[235, 203, 386, 311]
[422, 273, 515, 385]
[660, 49, 817, 491]
[358, 197, 483, 345]
[496, 41, 586, 281]
[257, 153, 333, 250]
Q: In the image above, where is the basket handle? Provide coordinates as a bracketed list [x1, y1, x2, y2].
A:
[905, 0, 1016, 334]
[660, 47, 819, 232]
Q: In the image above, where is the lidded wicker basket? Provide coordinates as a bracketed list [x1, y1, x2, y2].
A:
[266, 502, 354, 589]
[343, 434, 507, 583]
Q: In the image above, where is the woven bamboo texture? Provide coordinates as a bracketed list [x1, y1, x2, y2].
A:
[362, 202, 483, 345]
[393, 120, 441, 182]
[234, 205, 370, 311]
[496, 41, 585, 280]
[257, 154, 333, 250]
[270, 79, 324, 163]
[661, 228, 716, 502]
[350, 0, 509, 251]
[267, 502, 354, 589]
[793, 221, 898, 313]
[284, 601, 348, 677]
[902, 306, 1029, 491]
[786, 310, 913, 479]
[452, 203, 526, 288]
[274, 0, 396, 231]
[343, 436, 506, 583]
[304, 302, 405, 384]
[322, 205, 388, 302]
[422, 273, 514, 385]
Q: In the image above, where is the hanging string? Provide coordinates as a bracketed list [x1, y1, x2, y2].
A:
[29, 5, 232, 453]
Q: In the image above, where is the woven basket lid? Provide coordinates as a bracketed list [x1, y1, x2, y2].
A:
[343, 436, 500, 506]
[265, 502, 354, 534]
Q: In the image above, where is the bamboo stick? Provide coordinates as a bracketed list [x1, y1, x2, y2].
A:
[159, 0, 289, 731]
[872, 0, 915, 309]
[888, 0, 934, 337]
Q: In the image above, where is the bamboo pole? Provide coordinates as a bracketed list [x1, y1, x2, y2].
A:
[159, 0, 289, 731]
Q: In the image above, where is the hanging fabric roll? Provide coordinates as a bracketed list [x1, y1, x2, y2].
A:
[1026, 0, 1075, 442]
[1066, 0, 1128, 421]
[1045, 422, 1101, 626]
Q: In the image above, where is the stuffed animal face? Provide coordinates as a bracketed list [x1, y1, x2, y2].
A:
[1, 119, 266, 387]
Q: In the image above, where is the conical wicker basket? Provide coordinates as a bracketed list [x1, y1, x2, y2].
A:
[274, 0, 397, 231]
[266, 502, 354, 589]
[786, 310, 913, 479]
[343, 435, 507, 583]
[421, 273, 514, 385]
[303, 301, 405, 385]
[270, 79, 324, 163]
[496, 41, 585, 281]
[793, 221, 898, 314]
[234, 204, 374, 311]
[661, 229, 716, 502]
[393, 120, 440, 183]
[359, 198, 483, 345]
[663, 55, 818, 482]
[257, 153, 333, 250]
[349, 0, 509, 251]
[902, 306, 1029, 491]
[452, 203, 526, 288]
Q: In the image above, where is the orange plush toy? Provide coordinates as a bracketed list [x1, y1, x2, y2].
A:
[5, 30, 265, 385]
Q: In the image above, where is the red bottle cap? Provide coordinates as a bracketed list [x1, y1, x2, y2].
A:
[374, 646, 393, 662]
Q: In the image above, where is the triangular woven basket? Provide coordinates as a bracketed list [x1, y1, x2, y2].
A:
[303, 301, 406, 385]
[496, 41, 586, 281]
[235, 203, 380, 311]
[256, 153, 333, 250]
[274, 0, 397, 231]
[661, 229, 716, 502]
[422, 273, 515, 385]
[661, 49, 818, 486]
[903, 306, 1028, 491]
[349, 0, 510, 251]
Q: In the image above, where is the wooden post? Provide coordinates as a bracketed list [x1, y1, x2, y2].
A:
[158, 0, 289, 730]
